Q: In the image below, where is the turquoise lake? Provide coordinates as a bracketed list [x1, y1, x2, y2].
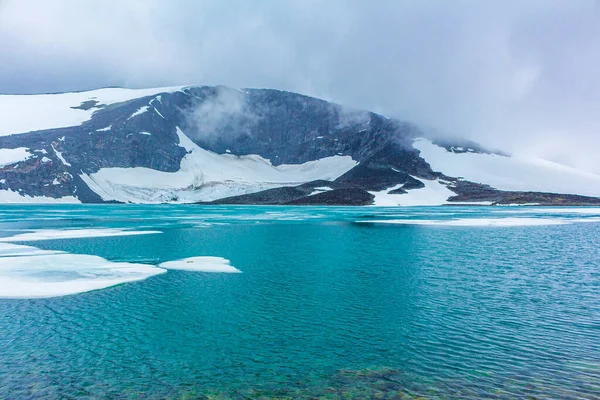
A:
[0, 205, 599, 399]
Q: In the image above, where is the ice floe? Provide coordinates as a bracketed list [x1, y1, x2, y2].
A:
[0, 243, 165, 298]
[0, 228, 162, 242]
[159, 257, 241, 273]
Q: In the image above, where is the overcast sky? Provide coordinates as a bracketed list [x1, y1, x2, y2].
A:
[1, 0, 599, 172]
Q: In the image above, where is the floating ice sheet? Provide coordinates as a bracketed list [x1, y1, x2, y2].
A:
[0, 228, 162, 242]
[159, 257, 241, 273]
[494, 207, 600, 215]
[359, 217, 568, 227]
[0, 243, 165, 298]
[0, 190, 80, 204]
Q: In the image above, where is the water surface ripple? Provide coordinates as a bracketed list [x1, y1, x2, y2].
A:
[0, 205, 599, 399]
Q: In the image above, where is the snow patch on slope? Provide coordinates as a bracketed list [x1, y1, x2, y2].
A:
[80, 127, 358, 203]
[369, 178, 455, 206]
[97, 125, 111, 132]
[309, 186, 333, 196]
[51, 144, 71, 166]
[0, 86, 185, 136]
[414, 138, 600, 197]
[0, 147, 32, 167]
[128, 105, 149, 120]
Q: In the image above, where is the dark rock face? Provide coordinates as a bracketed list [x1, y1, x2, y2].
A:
[286, 189, 375, 206]
[0, 85, 598, 205]
[447, 180, 600, 206]
[212, 180, 375, 206]
[211, 187, 310, 205]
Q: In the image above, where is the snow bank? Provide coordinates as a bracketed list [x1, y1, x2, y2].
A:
[0, 86, 185, 136]
[369, 178, 455, 206]
[80, 127, 358, 203]
[359, 217, 567, 227]
[414, 138, 600, 197]
[0, 190, 80, 204]
[159, 256, 241, 273]
[0, 243, 165, 298]
[0, 228, 161, 242]
[0, 147, 32, 167]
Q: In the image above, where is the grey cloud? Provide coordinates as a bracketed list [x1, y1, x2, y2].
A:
[0, 0, 599, 172]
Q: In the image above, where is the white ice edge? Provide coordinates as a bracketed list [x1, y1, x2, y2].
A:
[358, 217, 573, 227]
[493, 207, 600, 215]
[0, 243, 165, 299]
[0, 228, 162, 242]
[159, 256, 241, 273]
[0, 190, 81, 204]
[0, 242, 239, 298]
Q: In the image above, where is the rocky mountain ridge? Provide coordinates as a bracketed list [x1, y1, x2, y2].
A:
[0, 85, 599, 205]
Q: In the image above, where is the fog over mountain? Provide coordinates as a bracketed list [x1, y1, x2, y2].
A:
[1, 0, 599, 173]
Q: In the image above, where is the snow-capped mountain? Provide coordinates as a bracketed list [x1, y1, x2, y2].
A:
[0, 85, 599, 205]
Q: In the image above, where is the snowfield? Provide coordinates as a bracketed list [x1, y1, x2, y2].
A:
[0, 86, 185, 136]
[80, 127, 358, 203]
[414, 138, 600, 198]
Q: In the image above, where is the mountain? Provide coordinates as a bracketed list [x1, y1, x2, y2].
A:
[0, 85, 599, 205]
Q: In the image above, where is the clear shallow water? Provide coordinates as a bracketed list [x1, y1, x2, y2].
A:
[0, 205, 599, 399]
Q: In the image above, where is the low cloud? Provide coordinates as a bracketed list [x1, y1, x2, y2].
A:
[335, 105, 371, 131]
[184, 86, 259, 143]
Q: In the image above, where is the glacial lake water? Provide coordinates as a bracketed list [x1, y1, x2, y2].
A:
[0, 205, 599, 399]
